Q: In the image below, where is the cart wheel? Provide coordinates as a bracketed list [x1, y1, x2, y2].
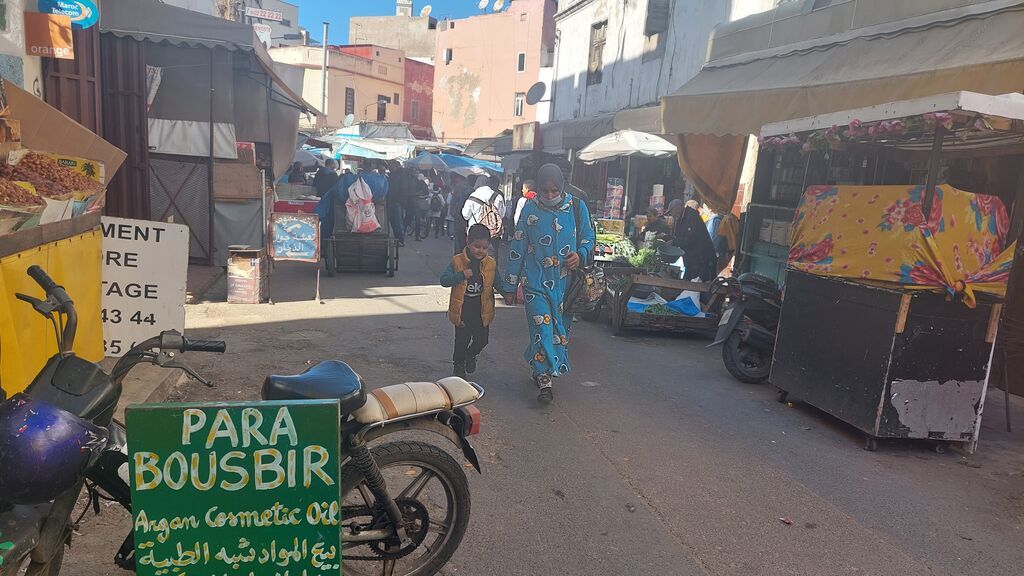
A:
[775, 389, 789, 404]
[864, 437, 878, 452]
[324, 241, 336, 277]
[932, 442, 947, 455]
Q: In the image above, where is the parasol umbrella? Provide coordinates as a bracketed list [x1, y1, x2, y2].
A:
[577, 130, 676, 214]
[404, 152, 504, 175]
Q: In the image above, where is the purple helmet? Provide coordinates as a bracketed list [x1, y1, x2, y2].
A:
[0, 394, 108, 504]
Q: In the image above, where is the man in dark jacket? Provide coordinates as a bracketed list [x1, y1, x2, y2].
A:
[451, 175, 472, 255]
[388, 167, 408, 246]
[312, 159, 340, 197]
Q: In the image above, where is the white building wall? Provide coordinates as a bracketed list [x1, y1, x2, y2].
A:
[551, 0, 776, 122]
[160, 0, 219, 17]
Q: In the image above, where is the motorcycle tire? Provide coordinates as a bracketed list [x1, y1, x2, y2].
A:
[722, 330, 771, 384]
[340, 441, 470, 576]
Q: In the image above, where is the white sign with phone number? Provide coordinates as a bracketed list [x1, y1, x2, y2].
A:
[101, 217, 188, 357]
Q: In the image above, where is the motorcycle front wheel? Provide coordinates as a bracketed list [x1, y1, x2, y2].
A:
[340, 441, 471, 576]
[722, 330, 771, 384]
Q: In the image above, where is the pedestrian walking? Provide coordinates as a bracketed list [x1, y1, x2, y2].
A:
[514, 179, 536, 226]
[387, 167, 408, 246]
[504, 164, 595, 403]
[428, 184, 447, 239]
[441, 224, 514, 378]
[462, 175, 506, 255]
[412, 173, 430, 241]
[451, 175, 472, 254]
[445, 189, 456, 238]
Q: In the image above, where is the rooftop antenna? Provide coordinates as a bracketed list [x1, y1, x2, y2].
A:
[477, 0, 488, 10]
[493, 0, 505, 11]
[420, 5, 432, 17]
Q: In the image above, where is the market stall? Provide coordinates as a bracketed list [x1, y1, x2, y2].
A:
[0, 80, 126, 395]
[753, 92, 1023, 452]
[577, 130, 678, 236]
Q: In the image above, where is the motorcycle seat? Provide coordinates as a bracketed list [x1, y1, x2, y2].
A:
[352, 377, 480, 424]
[262, 360, 367, 414]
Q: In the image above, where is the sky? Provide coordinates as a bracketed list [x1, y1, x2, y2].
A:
[295, 0, 485, 44]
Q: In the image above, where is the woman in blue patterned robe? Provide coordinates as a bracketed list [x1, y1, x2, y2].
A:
[505, 164, 595, 403]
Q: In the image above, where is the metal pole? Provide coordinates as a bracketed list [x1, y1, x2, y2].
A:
[208, 46, 216, 266]
[623, 156, 631, 216]
[922, 125, 945, 220]
[321, 21, 329, 125]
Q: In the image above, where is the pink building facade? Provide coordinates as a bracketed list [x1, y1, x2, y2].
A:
[405, 58, 435, 139]
[433, 0, 557, 142]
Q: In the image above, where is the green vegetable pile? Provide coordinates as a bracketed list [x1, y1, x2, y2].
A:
[629, 247, 660, 270]
[645, 304, 682, 316]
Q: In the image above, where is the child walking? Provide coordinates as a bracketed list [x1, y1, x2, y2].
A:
[441, 224, 513, 377]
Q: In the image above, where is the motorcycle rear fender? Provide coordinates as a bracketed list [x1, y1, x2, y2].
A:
[710, 302, 747, 347]
[739, 323, 777, 351]
[350, 412, 482, 473]
[0, 505, 45, 576]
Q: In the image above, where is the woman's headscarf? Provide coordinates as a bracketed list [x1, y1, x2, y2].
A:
[537, 164, 565, 194]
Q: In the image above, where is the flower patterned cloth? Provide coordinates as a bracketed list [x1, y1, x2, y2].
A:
[506, 194, 595, 377]
[789, 184, 1014, 307]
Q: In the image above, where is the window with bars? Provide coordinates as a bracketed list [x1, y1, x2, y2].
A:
[588, 21, 607, 86]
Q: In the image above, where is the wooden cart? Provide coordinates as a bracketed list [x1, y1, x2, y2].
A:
[323, 195, 399, 277]
[606, 274, 727, 335]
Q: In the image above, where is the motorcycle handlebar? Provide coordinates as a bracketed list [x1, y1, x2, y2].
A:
[27, 265, 58, 293]
[26, 265, 77, 352]
[182, 338, 226, 353]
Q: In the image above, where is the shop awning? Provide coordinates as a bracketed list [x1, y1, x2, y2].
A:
[614, 105, 663, 134]
[100, 0, 319, 116]
[541, 113, 616, 153]
[662, 1, 1024, 136]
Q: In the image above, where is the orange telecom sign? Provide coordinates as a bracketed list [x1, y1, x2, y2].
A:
[24, 12, 74, 60]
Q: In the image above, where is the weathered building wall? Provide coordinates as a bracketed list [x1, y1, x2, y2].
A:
[551, 0, 733, 122]
[349, 15, 438, 60]
[433, 0, 557, 142]
[270, 46, 405, 129]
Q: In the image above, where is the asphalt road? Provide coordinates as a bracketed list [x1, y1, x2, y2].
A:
[67, 236, 1024, 575]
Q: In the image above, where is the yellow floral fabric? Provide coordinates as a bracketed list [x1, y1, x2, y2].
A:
[788, 184, 1014, 307]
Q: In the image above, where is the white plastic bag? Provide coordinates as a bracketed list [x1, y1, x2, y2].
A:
[346, 177, 380, 233]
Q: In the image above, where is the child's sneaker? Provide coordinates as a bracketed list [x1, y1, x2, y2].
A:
[465, 356, 477, 375]
[454, 362, 467, 378]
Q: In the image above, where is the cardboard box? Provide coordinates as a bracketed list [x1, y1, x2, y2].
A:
[771, 220, 792, 246]
[213, 162, 262, 200]
[6, 82, 126, 179]
[227, 247, 269, 304]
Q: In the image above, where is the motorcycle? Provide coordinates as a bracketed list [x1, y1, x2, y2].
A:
[0, 266, 484, 576]
[710, 273, 783, 384]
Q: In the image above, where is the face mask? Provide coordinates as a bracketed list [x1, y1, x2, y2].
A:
[540, 193, 564, 207]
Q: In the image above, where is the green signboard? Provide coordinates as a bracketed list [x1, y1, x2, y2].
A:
[127, 400, 342, 575]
